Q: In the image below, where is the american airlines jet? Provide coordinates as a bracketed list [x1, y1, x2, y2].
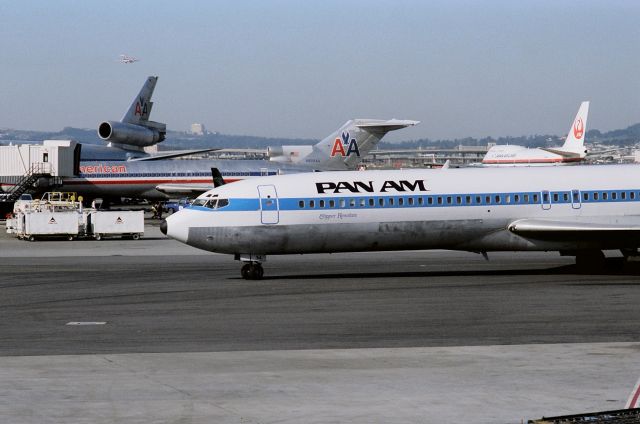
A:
[62, 119, 418, 200]
[482, 101, 589, 166]
[162, 164, 640, 279]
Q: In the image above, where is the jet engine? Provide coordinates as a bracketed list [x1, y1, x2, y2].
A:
[98, 121, 165, 147]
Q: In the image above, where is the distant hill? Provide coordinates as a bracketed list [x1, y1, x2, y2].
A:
[1, 123, 639, 150]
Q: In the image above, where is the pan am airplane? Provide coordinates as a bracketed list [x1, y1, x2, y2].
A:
[162, 164, 640, 279]
[482, 101, 589, 166]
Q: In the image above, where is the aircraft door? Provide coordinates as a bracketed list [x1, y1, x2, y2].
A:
[258, 184, 279, 224]
[541, 190, 551, 210]
[571, 189, 581, 209]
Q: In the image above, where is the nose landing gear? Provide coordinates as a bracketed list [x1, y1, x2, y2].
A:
[236, 253, 267, 280]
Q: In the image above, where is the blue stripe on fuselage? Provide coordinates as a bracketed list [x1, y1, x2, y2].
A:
[185, 189, 640, 213]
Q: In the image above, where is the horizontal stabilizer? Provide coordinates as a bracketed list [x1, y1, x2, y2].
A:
[354, 119, 420, 132]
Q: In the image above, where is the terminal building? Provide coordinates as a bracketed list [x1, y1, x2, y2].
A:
[0, 140, 80, 211]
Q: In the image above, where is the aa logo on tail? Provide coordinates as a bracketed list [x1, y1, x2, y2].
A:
[330, 132, 360, 157]
[134, 97, 149, 117]
[573, 117, 584, 139]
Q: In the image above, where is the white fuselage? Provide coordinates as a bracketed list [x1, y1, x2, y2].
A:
[164, 165, 640, 257]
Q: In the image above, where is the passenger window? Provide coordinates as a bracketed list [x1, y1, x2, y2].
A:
[418, 197, 424, 206]
[524, 194, 529, 203]
[485, 195, 491, 204]
[465, 196, 470, 204]
[428, 197, 433, 205]
[612, 192, 617, 200]
[621, 192, 626, 200]
[389, 198, 395, 206]
[319, 200, 325, 208]
[506, 195, 511, 204]
[533, 194, 539, 203]
[339, 199, 346, 208]
[329, 199, 335, 208]
[446, 196, 452, 205]
[603, 192, 608, 200]
[298, 200, 304, 208]
[408, 198, 414, 206]
[583, 193, 589, 201]
[553, 193, 559, 202]
[494, 195, 501, 204]
[437, 197, 443, 205]
[594, 192, 599, 201]
[349, 199, 356, 207]
[369, 198, 375, 207]
[379, 198, 385, 207]
[398, 198, 404, 206]
[309, 200, 315, 208]
[514, 194, 520, 203]
[456, 196, 462, 204]
[359, 198, 366, 207]
[542, 192, 549, 203]
[563, 193, 569, 202]
[475, 196, 481, 204]
[631, 192, 636, 200]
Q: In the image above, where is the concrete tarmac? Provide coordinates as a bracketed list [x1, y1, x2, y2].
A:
[1, 221, 640, 423]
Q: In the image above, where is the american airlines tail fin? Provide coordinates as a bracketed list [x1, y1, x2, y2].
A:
[121, 76, 158, 124]
[542, 101, 589, 158]
[286, 119, 419, 170]
[98, 76, 166, 150]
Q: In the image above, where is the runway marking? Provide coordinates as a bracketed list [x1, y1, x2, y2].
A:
[65, 322, 107, 326]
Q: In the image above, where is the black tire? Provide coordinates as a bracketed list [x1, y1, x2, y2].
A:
[575, 250, 605, 273]
[241, 264, 251, 279]
[132, 233, 140, 240]
[95, 234, 102, 241]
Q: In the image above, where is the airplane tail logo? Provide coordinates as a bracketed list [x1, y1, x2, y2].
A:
[573, 117, 584, 140]
[134, 97, 149, 117]
[330, 132, 360, 158]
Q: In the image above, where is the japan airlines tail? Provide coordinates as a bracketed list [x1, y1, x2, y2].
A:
[162, 163, 640, 279]
[267, 119, 419, 170]
[482, 101, 589, 166]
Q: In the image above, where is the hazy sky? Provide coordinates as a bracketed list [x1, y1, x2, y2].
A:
[1, 0, 639, 142]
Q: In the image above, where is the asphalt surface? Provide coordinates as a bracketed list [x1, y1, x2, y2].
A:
[2, 230, 640, 356]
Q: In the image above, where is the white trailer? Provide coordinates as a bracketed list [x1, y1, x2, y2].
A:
[21, 211, 80, 241]
[89, 210, 144, 240]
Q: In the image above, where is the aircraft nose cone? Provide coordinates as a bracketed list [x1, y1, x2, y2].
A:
[160, 219, 167, 235]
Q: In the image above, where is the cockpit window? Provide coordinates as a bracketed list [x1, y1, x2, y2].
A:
[192, 198, 229, 209]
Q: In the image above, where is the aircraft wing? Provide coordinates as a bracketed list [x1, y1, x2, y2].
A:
[508, 218, 640, 242]
[538, 148, 582, 158]
[128, 148, 221, 161]
[155, 184, 212, 195]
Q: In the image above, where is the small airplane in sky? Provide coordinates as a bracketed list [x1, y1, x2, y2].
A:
[482, 101, 590, 166]
[163, 163, 640, 279]
[118, 54, 139, 64]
